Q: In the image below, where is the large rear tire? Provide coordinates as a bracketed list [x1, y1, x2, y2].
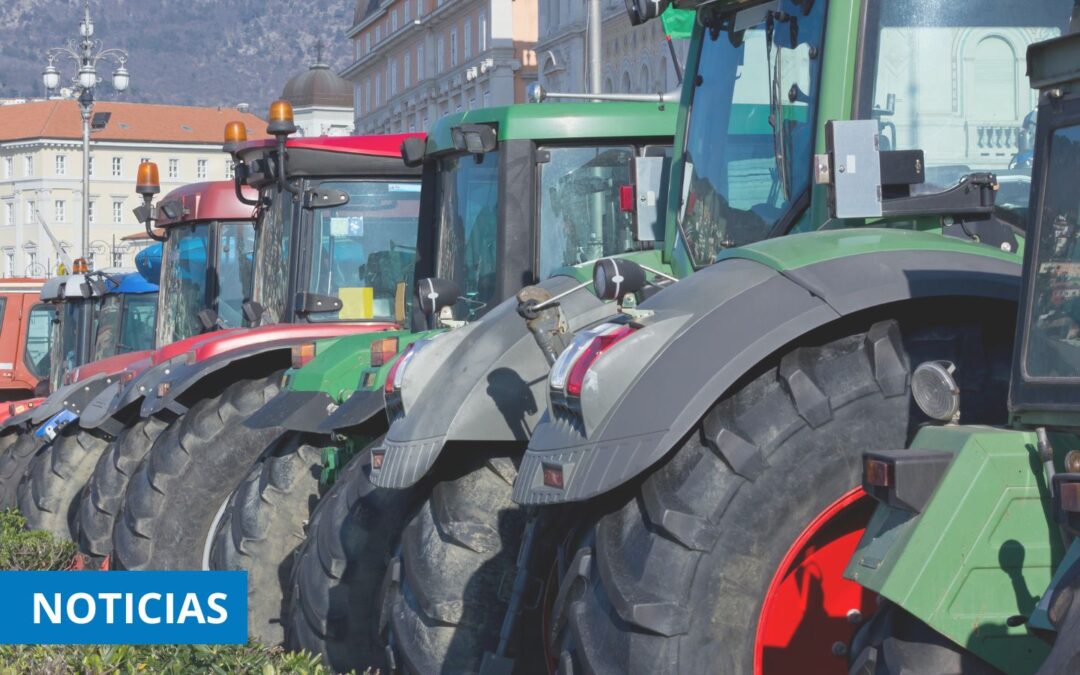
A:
[284, 444, 422, 672]
[112, 373, 284, 570]
[0, 431, 44, 509]
[209, 432, 324, 645]
[550, 314, 1013, 675]
[384, 455, 545, 673]
[18, 427, 110, 540]
[75, 417, 168, 565]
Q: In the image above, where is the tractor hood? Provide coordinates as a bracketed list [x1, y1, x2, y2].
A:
[514, 229, 1023, 505]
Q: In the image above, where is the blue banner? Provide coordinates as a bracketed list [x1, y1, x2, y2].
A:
[0, 571, 247, 644]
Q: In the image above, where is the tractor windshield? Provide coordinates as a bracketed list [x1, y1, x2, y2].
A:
[305, 180, 422, 323]
[1024, 124, 1080, 378]
[538, 145, 638, 279]
[857, 0, 1070, 230]
[93, 292, 157, 360]
[678, 0, 826, 267]
[156, 221, 254, 345]
[49, 300, 82, 391]
[435, 150, 500, 321]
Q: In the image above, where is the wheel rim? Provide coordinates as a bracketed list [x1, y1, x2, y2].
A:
[754, 487, 877, 675]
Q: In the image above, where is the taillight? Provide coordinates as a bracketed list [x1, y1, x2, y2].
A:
[550, 323, 637, 397]
[384, 344, 415, 395]
[370, 337, 399, 367]
[9, 400, 35, 416]
[120, 369, 138, 384]
[291, 342, 316, 370]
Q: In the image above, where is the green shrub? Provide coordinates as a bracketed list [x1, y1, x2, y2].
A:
[0, 508, 76, 571]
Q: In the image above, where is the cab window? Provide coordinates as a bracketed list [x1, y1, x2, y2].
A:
[24, 303, 51, 379]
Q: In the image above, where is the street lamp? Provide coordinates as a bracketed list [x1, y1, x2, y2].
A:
[41, 0, 130, 261]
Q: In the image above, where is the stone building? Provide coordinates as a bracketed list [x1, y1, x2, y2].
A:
[344, 0, 538, 134]
[281, 46, 356, 137]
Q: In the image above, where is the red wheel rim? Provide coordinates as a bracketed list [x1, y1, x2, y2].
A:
[753, 487, 877, 675]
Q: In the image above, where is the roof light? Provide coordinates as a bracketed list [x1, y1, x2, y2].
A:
[135, 161, 160, 196]
[72, 258, 89, 274]
[267, 100, 297, 136]
[291, 342, 317, 370]
[550, 323, 637, 397]
[223, 121, 248, 154]
[370, 337, 399, 368]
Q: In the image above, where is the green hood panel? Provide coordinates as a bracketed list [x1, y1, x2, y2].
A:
[719, 227, 1022, 272]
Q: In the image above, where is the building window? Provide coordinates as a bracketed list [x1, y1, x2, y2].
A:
[24, 156, 32, 176]
[54, 200, 65, 223]
[417, 45, 425, 80]
[112, 201, 123, 224]
[111, 157, 122, 177]
[437, 34, 445, 72]
[479, 11, 487, 51]
[365, 79, 372, 112]
[4, 203, 13, 226]
[392, 9, 398, 32]
[3, 157, 11, 178]
[404, 53, 412, 87]
[484, 90, 491, 107]
[375, 25, 380, 43]
[390, 59, 398, 96]
[417, 0, 423, 16]
[88, 201, 96, 223]
[4, 249, 12, 276]
[469, 95, 476, 110]
[55, 155, 66, 176]
[168, 159, 179, 179]
[225, 160, 234, 179]
[365, 32, 371, 54]
[197, 159, 207, 179]
[451, 28, 458, 67]
[26, 201, 35, 222]
[375, 73, 382, 106]
[405, 0, 411, 21]
[88, 156, 94, 177]
[465, 20, 472, 60]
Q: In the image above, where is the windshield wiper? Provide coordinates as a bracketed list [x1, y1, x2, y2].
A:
[766, 11, 792, 202]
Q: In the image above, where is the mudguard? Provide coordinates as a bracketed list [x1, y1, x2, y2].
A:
[371, 274, 613, 489]
[245, 389, 338, 433]
[79, 358, 181, 435]
[514, 233, 1022, 504]
[30, 373, 114, 424]
[317, 389, 385, 434]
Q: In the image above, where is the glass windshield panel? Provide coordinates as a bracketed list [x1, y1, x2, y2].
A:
[679, 1, 826, 266]
[156, 222, 210, 346]
[50, 301, 81, 390]
[119, 293, 157, 353]
[307, 180, 421, 323]
[251, 188, 293, 325]
[1025, 124, 1080, 378]
[436, 151, 500, 320]
[862, 1, 1069, 228]
[93, 294, 123, 361]
[215, 221, 255, 330]
[24, 303, 51, 380]
[539, 145, 637, 278]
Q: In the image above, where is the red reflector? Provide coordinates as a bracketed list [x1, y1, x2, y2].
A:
[292, 342, 316, 370]
[619, 185, 635, 212]
[157, 382, 171, 398]
[1062, 482, 1080, 513]
[864, 459, 891, 487]
[370, 337, 399, 367]
[384, 344, 414, 395]
[371, 449, 385, 470]
[9, 403, 26, 416]
[566, 325, 636, 397]
[121, 370, 138, 383]
[542, 463, 564, 489]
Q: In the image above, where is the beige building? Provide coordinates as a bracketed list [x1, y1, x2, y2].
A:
[344, 0, 538, 134]
[0, 100, 267, 276]
[536, 0, 689, 95]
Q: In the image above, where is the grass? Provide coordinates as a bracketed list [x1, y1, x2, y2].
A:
[0, 509, 366, 674]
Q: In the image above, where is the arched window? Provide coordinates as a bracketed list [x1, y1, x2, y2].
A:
[971, 36, 1017, 120]
[621, 71, 632, 93]
[604, 77, 614, 93]
[640, 64, 651, 93]
[658, 55, 668, 90]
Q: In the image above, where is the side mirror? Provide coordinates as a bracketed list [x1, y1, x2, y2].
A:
[197, 309, 219, 333]
[593, 258, 647, 301]
[624, 0, 670, 26]
[401, 137, 427, 167]
[416, 277, 461, 317]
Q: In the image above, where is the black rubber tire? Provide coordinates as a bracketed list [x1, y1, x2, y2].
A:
[209, 432, 324, 646]
[112, 373, 284, 571]
[17, 428, 110, 540]
[385, 455, 545, 674]
[550, 313, 1013, 674]
[75, 417, 168, 565]
[848, 601, 1001, 674]
[284, 443, 423, 673]
[0, 431, 44, 509]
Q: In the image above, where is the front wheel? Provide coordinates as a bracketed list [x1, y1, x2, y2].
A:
[550, 315, 1012, 674]
[18, 428, 110, 540]
[0, 431, 44, 509]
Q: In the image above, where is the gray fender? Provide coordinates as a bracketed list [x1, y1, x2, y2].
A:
[513, 249, 1021, 504]
[30, 373, 111, 425]
[80, 358, 179, 434]
[373, 274, 614, 488]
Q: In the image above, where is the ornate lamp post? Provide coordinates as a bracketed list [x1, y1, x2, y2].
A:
[42, 0, 130, 260]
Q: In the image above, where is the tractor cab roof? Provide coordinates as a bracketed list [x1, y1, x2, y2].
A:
[39, 267, 149, 302]
[156, 180, 257, 228]
[235, 134, 422, 185]
[426, 101, 678, 155]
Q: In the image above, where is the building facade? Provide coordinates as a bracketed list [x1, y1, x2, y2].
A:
[0, 100, 267, 276]
[281, 55, 356, 137]
[344, 0, 538, 134]
[536, 0, 689, 96]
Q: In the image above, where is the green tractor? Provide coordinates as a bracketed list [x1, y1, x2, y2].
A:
[211, 100, 677, 656]
[836, 31, 1080, 675]
[365, 0, 1067, 673]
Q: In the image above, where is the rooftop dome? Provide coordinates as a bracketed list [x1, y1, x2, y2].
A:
[281, 51, 353, 110]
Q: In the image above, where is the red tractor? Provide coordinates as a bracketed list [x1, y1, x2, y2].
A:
[0, 278, 50, 404]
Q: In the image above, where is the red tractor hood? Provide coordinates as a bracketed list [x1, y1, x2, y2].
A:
[0, 396, 45, 425]
[186, 322, 398, 363]
[68, 350, 153, 384]
[151, 328, 249, 365]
